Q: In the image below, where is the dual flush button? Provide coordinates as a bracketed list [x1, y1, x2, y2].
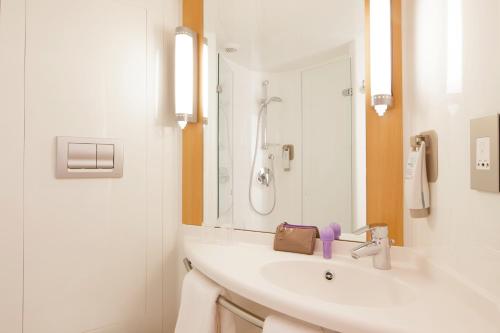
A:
[56, 137, 124, 178]
[67, 143, 114, 169]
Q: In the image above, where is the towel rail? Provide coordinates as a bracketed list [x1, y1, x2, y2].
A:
[182, 258, 265, 329]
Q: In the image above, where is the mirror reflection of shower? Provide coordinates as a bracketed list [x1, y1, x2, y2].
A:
[249, 80, 282, 216]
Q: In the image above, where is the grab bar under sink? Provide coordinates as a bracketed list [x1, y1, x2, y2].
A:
[183, 258, 265, 329]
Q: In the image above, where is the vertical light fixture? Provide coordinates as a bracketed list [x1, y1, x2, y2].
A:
[446, 0, 463, 95]
[202, 38, 209, 125]
[175, 26, 198, 129]
[370, 0, 393, 117]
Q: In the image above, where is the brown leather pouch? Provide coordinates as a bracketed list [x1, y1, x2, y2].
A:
[273, 222, 319, 255]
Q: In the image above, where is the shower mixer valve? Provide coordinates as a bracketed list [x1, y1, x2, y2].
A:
[257, 167, 273, 187]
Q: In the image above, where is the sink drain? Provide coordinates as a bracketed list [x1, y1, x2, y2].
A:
[325, 270, 335, 281]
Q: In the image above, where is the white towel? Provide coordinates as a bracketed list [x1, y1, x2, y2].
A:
[263, 314, 324, 333]
[217, 307, 236, 333]
[175, 269, 236, 333]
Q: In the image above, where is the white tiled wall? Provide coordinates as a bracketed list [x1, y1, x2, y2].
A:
[403, 0, 500, 303]
[0, 0, 182, 332]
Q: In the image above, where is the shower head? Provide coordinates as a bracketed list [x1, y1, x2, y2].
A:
[263, 96, 282, 106]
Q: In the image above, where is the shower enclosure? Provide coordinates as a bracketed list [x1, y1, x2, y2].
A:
[217, 56, 234, 227]
[216, 52, 355, 233]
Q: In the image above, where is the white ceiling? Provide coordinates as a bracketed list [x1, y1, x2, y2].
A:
[204, 0, 365, 72]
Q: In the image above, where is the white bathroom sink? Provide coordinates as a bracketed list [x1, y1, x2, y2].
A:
[260, 260, 415, 307]
[183, 229, 500, 333]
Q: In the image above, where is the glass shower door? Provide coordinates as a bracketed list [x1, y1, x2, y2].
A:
[217, 56, 234, 226]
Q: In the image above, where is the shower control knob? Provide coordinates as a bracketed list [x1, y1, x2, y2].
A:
[256, 167, 272, 187]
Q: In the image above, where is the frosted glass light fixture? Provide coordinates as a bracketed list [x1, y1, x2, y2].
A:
[202, 38, 208, 125]
[175, 26, 198, 129]
[370, 0, 393, 117]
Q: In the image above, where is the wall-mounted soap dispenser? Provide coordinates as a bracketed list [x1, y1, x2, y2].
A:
[470, 115, 500, 192]
[282, 144, 294, 171]
[405, 131, 437, 218]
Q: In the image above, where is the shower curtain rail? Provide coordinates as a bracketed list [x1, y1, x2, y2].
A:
[182, 258, 265, 329]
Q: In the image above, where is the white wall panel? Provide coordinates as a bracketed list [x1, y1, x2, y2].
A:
[0, 0, 25, 332]
[403, 0, 500, 302]
[21, 0, 180, 332]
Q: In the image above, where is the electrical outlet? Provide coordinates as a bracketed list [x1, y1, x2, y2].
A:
[476, 137, 491, 170]
[470, 115, 500, 192]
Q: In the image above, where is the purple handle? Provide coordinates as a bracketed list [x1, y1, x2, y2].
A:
[330, 223, 341, 240]
[322, 240, 333, 259]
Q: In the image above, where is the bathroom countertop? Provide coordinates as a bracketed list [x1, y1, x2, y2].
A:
[183, 227, 500, 333]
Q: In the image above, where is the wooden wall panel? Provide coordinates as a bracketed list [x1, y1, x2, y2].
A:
[182, 0, 204, 225]
[365, 0, 404, 245]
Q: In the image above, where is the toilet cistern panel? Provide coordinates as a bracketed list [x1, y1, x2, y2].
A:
[56, 136, 123, 178]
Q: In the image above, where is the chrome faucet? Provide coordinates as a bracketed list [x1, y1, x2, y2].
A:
[351, 224, 391, 270]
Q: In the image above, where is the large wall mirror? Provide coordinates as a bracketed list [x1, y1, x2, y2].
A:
[197, 0, 403, 244]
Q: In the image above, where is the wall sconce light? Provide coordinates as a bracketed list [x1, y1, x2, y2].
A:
[370, 0, 393, 117]
[202, 38, 208, 125]
[175, 26, 198, 129]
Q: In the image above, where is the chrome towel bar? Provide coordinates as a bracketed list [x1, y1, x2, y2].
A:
[182, 258, 265, 329]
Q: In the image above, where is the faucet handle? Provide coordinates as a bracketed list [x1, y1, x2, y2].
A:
[353, 224, 389, 238]
[353, 225, 372, 235]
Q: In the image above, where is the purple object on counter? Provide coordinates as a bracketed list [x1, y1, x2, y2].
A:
[330, 223, 342, 240]
[320, 226, 334, 259]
